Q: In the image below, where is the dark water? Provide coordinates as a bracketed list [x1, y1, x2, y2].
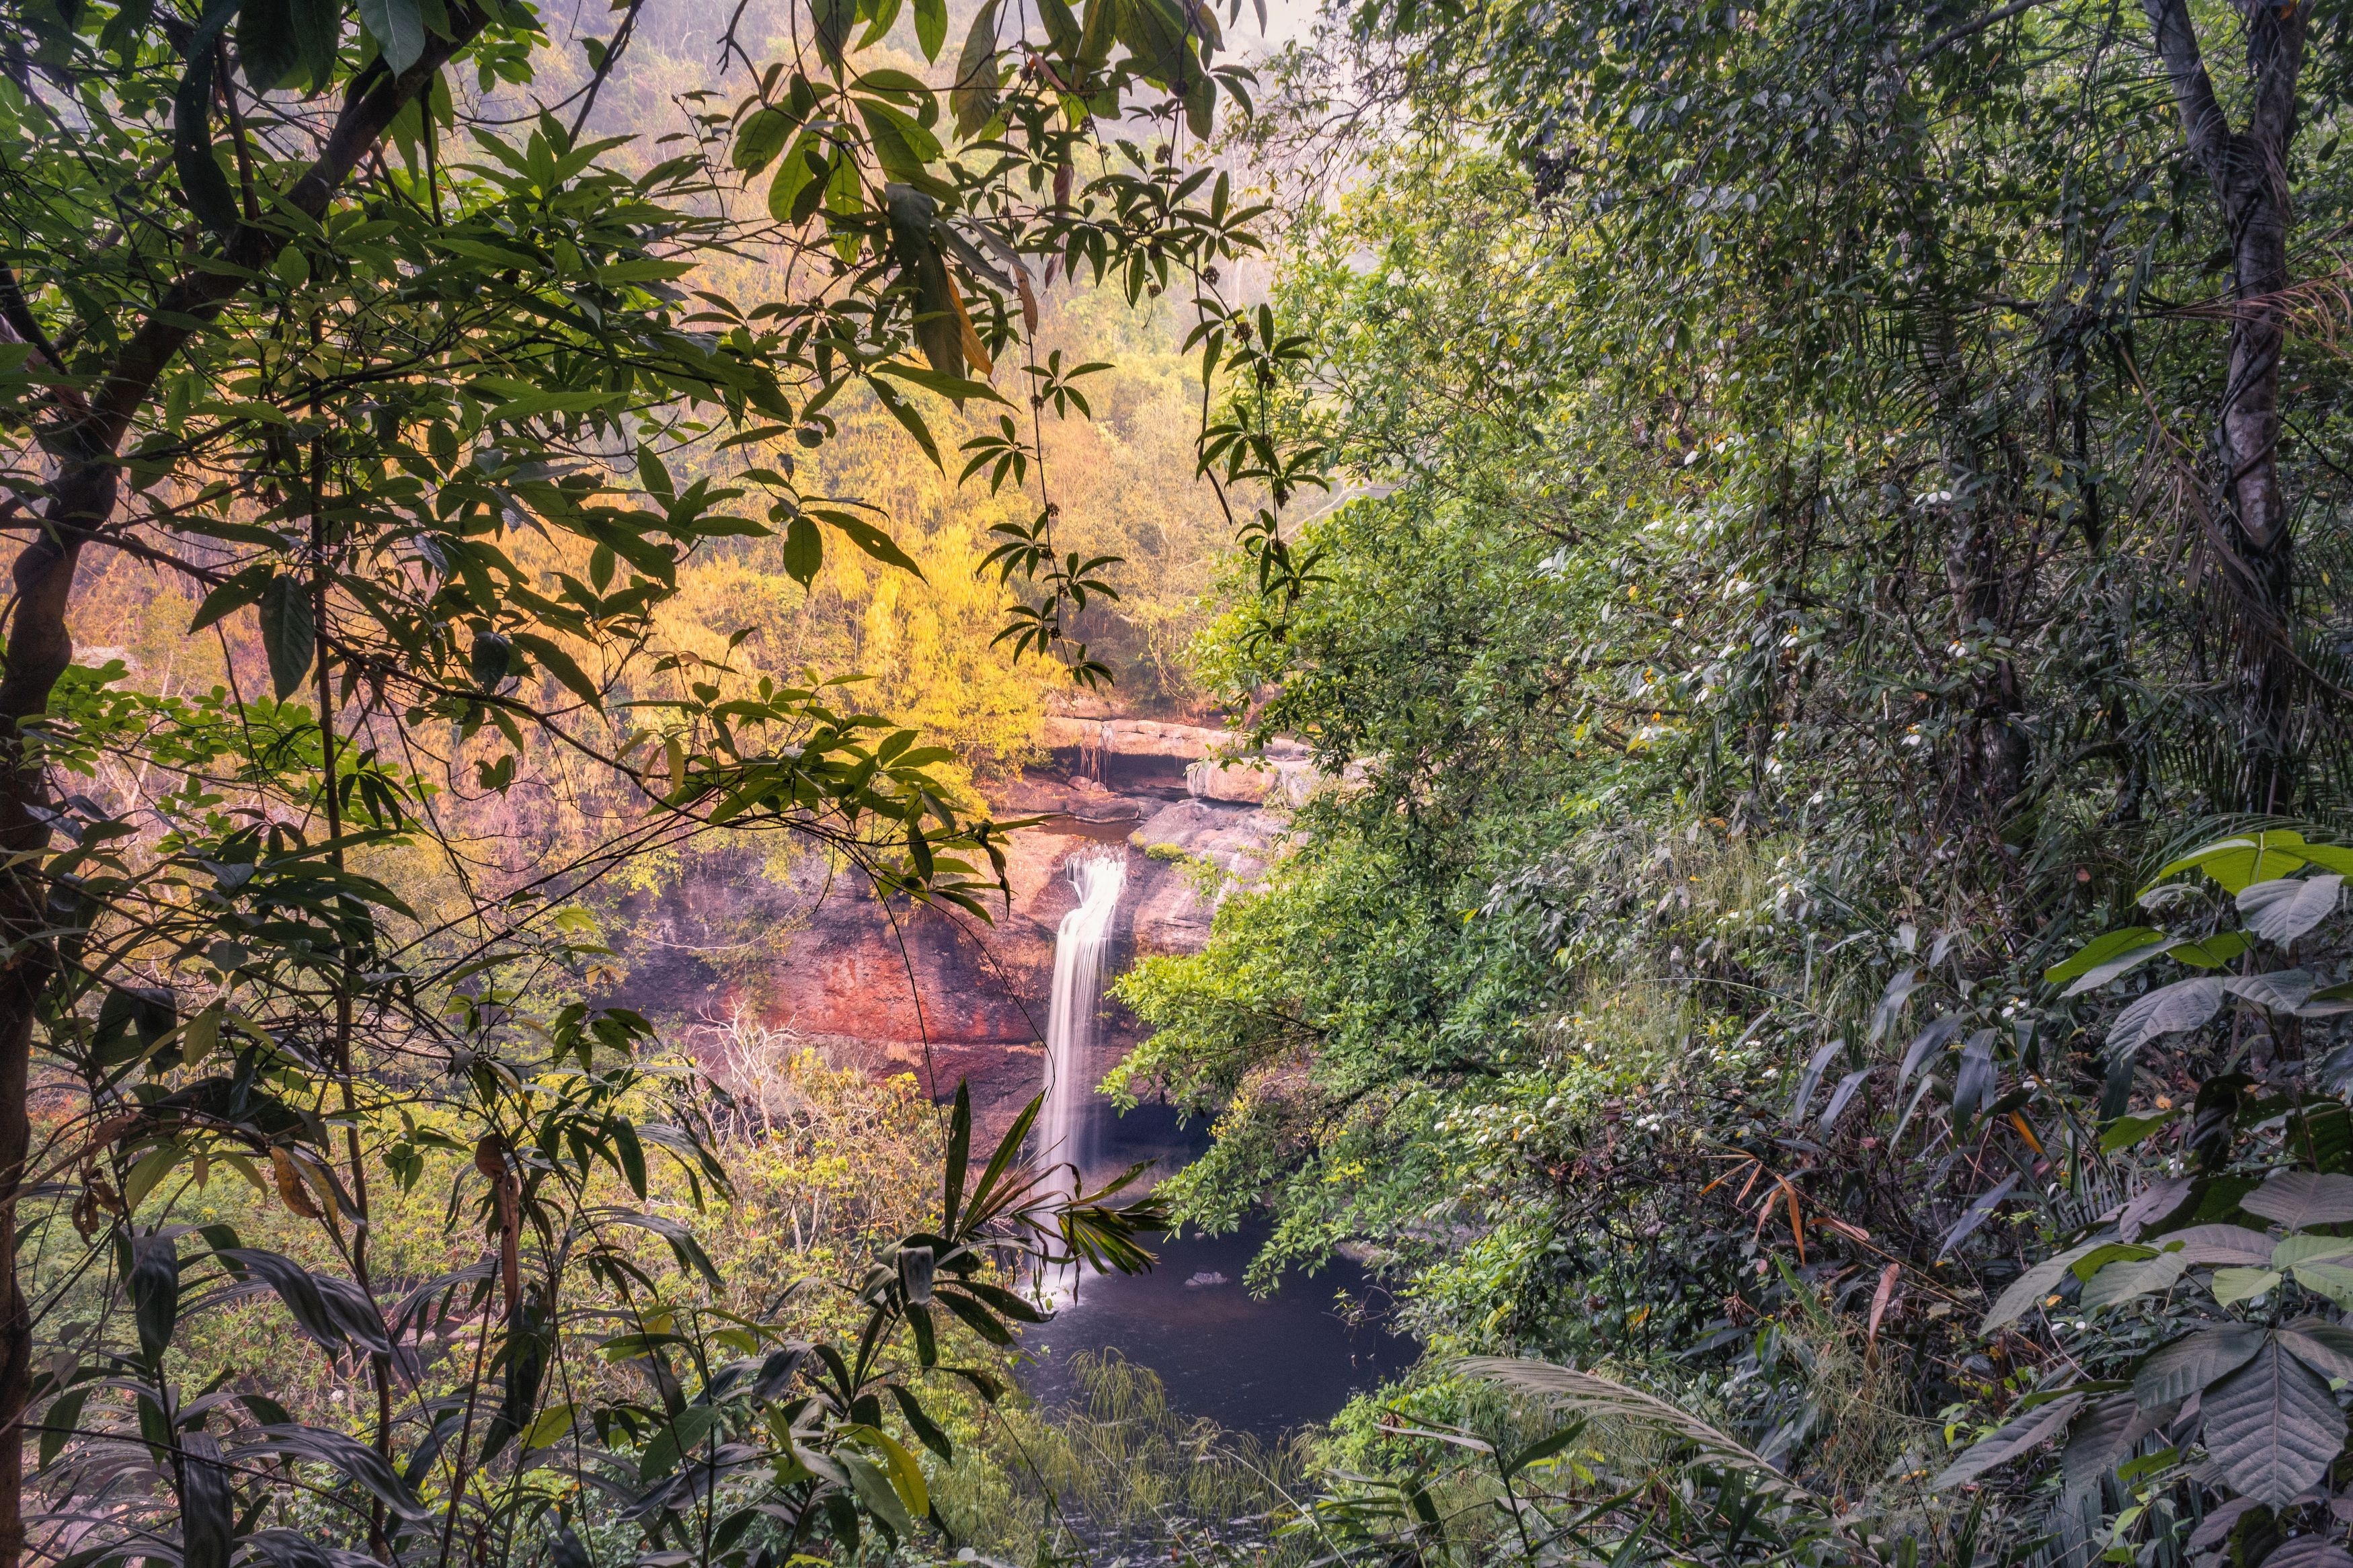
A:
[1014, 1102, 1418, 1436]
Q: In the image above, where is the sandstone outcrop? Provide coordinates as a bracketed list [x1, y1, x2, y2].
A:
[606, 718, 1309, 1137]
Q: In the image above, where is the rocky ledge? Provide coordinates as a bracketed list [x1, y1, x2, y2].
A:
[606, 717, 1313, 1135]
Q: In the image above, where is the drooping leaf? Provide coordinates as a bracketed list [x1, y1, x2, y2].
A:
[2241, 1170, 2353, 1229]
[951, 0, 1003, 138]
[2046, 926, 2168, 990]
[2110, 1174, 2196, 1241]
[2239, 875, 2344, 946]
[842, 1451, 914, 1537]
[172, 0, 245, 239]
[1899, 1014, 1961, 1086]
[356, 0, 425, 71]
[2059, 1393, 2154, 1502]
[1938, 1172, 2016, 1257]
[2132, 1322, 2267, 1410]
[2225, 969, 2318, 1012]
[912, 0, 946, 58]
[637, 1405, 720, 1481]
[237, 0, 303, 89]
[130, 1233, 180, 1366]
[1950, 1030, 1997, 1129]
[245, 1425, 430, 1518]
[733, 107, 794, 173]
[1933, 1392, 2085, 1489]
[1457, 1358, 1791, 1484]
[2107, 977, 2226, 1057]
[2199, 1337, 2346, 1507]
[257, 574, 316, 701]
[177, 1431, 234, 1568]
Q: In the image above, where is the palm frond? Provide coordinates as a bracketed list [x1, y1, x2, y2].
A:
[1454, 1357, 1806, 1495]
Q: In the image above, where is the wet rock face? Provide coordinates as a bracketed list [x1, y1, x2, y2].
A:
[609, 726, 1293, 1139]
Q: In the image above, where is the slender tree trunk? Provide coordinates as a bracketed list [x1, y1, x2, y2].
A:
[0, 456, 110, 1568]
[2143, 0, 2307, 811]
[1923, 307, 2030, 816]
[0, 31, 478, 1568]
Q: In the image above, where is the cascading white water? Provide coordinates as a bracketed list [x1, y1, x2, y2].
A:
[1038, 852, 1128, 1212]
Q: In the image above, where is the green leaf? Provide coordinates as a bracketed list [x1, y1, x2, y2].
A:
[508, 632, 604, 710]
[471, 631, 513, 690]
[912, 0, 946, 58]
[840, 1450, 914, 1538]
[2241, 1170, 2353, 1229]
[484, 388, 612, 423]
[172, 0, 245, 240]
[781, 512, 823, 585]
[1935, 1391, 2085, 1489]
[811, 0, 852, 67]
[2108, 977, 2225, 1058]
[2133, 1322, 2267, 1410]
[522, 1401, 577, 1450]
[2079, 1249, 2191, 1309]
[2169, 932, 2253, 968]
[2210, 1266, 2283, 1306]
[2201, 1338, 2346, 1507]
[190, 566, 270, 632]
[40, 1386, 87, 1469]
[2045, 926, 2167, 994]
[951, 0, 1001, 138]
[237, 0, 302, 89]
[768, 138, 824, 222]
[2290, 1262, 2353, 1310]
[257, 574, 315, 701]
[863, 377, 943, 470]
[288, 0, 339, 83]
[873, 359, 1006, 405]
[2098, 1112, 2172, 1154]
[357, 0, 425, 72]
[813, 508, 925, 578]
[2239, 875, 2344, 945]
[733, 106, 795, 173]
[855, 97, 941, 182]
[2147, 832, 2312, 897]
[637, 1405, 721, 1481]
[129, 1234, 180, 1366]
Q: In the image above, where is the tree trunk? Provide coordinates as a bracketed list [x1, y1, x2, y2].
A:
[1923, 308, 2030, 817]
[2143, 0, 2307, 812]
[0, 29, 480, 1568]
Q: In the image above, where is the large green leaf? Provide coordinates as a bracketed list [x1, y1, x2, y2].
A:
[733, 106, 795, 173]
[236, 0, 303, 88]
[2239, 875, 2343, 945]
[1982, 1236, 2113, 1332]
[2045, 925, 2167, 995]
[637, 1406, 721, 1481]
[951, 0, 1002, 138]
[257, 573, 315, 701]
[2200, 1337, 2346, 1507]
[1934, 1392, 2085, 1489]
[2147, 832, 2313, 897]
[171, 0, 245, 239]
[356, 0, 424, 71]
[2107, 977, 2225, 1057]
[2241, 1170, 2353, 1229]
[2133, 1322, 2266, 1409]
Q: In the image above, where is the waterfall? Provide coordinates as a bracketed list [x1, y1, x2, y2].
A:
[1039, 852, 1127, 1211]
